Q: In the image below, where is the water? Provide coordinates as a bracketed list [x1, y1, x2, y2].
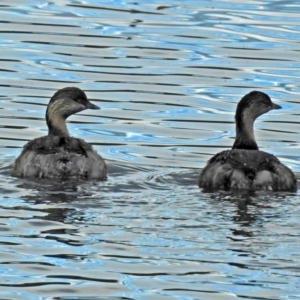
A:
[0, 0, 300, 299]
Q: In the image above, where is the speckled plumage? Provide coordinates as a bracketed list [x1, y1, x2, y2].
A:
[12, 136, 107, 179]
[199, 149, 296, 191]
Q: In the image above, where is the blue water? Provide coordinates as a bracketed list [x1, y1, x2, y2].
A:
[0, 0, 300, 299]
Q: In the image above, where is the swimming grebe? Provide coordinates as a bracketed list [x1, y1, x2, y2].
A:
[12, 87, 107, 179]
[198, 91, 297, 191]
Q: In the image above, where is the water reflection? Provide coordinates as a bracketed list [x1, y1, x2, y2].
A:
[1, 161, 300, 298]
[1, 0, 300, 299]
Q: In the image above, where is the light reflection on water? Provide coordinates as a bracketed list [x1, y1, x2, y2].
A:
[0, 0, 300, 299]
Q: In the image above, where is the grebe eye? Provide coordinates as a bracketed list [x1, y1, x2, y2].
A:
[77, 98, 85, 105]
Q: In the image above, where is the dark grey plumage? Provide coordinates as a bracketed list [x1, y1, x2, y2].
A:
[199, 91, 297, 191]
[12, 87, 107, 179]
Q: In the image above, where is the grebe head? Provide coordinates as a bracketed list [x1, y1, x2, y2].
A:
[232, 91, 281, 150]
[235, 91, 281, 124]
[46, 87, 100, 136]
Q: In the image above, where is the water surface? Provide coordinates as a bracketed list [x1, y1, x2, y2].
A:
[0, 0, 300, 299]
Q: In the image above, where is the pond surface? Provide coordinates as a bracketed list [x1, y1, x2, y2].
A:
[0, 0, 300, 299]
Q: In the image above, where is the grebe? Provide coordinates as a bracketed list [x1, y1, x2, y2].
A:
[12, 87, 107, 179]
[199, 91, 296, 191]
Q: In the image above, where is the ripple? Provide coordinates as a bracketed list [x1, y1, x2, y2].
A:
[1, 0, 300, 299]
